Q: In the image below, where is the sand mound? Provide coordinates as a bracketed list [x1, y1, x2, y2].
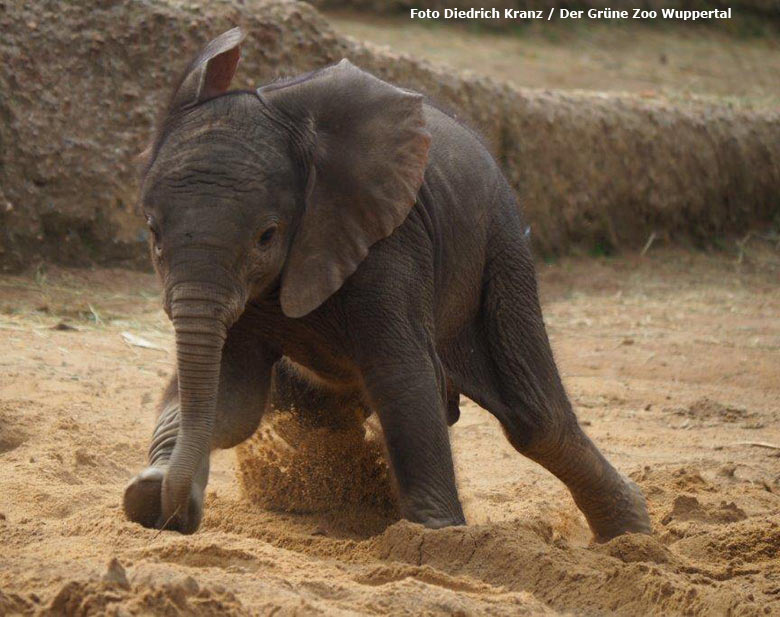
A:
[236, 409, 398, 534]
[231, 410, 778, 615]
[37, 559, 249, 617]
[667, 397, 756, 424]
[353, 510, 774, 616]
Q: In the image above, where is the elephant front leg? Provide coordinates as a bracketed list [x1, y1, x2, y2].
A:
[123, 333, 277, 533]
[361, 353, 465, 529]
[123, 390, 210, 531]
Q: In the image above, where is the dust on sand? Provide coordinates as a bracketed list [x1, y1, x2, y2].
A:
[0, 249, 778, 616]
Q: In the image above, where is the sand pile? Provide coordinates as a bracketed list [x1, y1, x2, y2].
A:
[0, 253, 778, 615]
[231, 433, 779, 616]
[236, 410, 398, 535]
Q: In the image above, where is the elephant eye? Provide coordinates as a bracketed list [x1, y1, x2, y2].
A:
[257, 225, 277, 247]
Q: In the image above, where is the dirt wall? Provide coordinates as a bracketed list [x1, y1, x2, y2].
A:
[1, 0, 778, 272]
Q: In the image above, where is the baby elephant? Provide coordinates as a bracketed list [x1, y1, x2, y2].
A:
[124, 28, 651, 540]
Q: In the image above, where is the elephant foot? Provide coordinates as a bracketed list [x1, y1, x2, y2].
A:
[123, 466, 204, 534]
[417, 514, 466, 530]
[588, 477, 652, 543]
[401, 495, 466, 530]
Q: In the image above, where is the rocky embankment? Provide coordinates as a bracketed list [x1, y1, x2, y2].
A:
[1, 0, 777, 271]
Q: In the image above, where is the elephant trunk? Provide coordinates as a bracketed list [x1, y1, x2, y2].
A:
[160, 280, 240, 533]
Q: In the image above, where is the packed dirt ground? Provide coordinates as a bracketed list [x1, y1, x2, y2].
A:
[1, 247, 778, 616]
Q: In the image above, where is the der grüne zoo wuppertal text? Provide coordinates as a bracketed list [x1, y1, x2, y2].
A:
[409, 7, 733, 21]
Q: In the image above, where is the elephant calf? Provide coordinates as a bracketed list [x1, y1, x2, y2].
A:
[123, 28, 651, 540]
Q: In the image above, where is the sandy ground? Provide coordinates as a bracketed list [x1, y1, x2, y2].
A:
[0, 249, 778, 616]
[325, 11, 780, 110]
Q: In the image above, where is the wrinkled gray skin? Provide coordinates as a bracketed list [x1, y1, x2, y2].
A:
[123, 28, 651, 540]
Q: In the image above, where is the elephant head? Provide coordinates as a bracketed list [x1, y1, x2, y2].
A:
[139, 28, 430, 530]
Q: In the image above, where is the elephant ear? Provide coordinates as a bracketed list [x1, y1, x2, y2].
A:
[170, 27, 246, 111]
[142, 28, 246, 170]
[259, 60, 431, 318]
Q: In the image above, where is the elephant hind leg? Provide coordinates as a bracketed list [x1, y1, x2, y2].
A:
[478, 236, 651, 542]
